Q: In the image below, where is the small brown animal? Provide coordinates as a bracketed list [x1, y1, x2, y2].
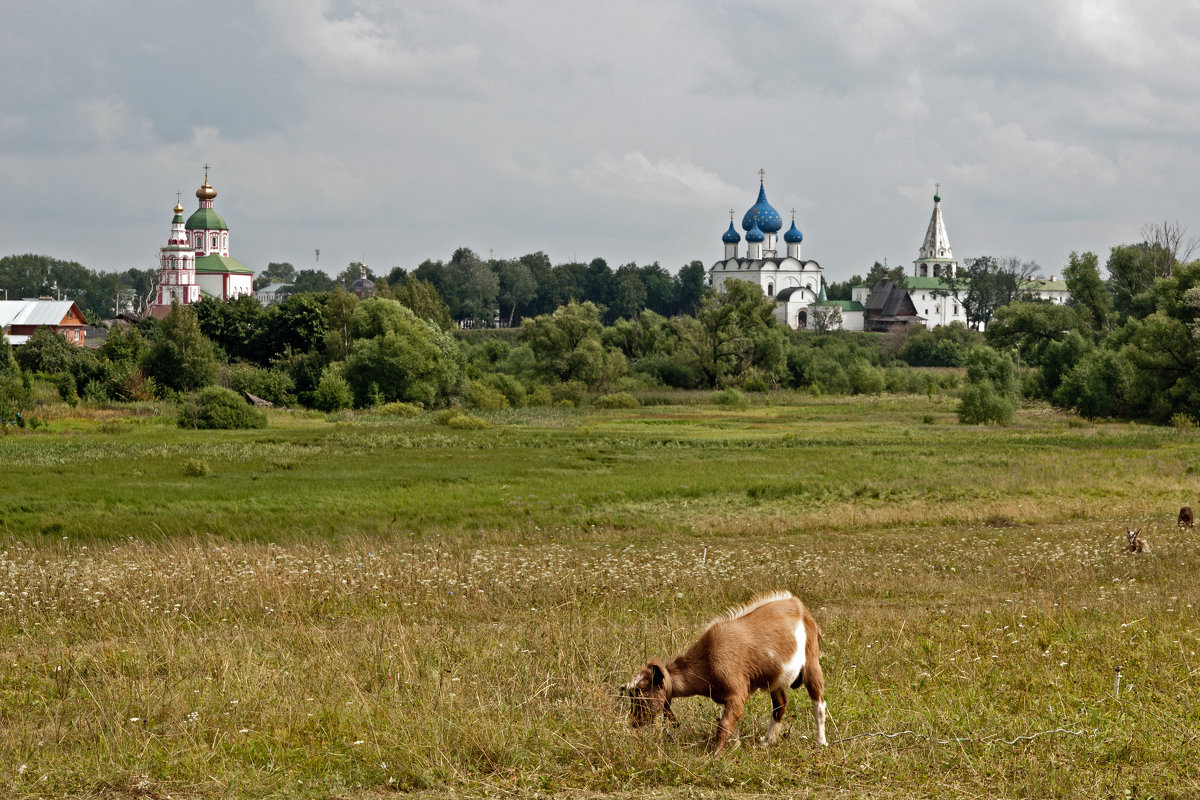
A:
[620, 591, 826, 752]
[1127, 528, 1149, 553]
[1179, 506, 1194, 529]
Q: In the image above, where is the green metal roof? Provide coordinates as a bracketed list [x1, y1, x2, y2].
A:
[194, 254, 253, 275]
[1024, 279, 1069, 291]
[185, 207, 229, 231]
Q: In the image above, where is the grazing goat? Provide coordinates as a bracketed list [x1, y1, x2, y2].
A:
[621, 591, 826, 752]
[1180, 506, 1194, 529]
[1127, 528, 1150, 553]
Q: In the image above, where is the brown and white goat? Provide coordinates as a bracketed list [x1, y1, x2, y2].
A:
[1127, 528, 1150, 553]
[621, 591, 826, 752]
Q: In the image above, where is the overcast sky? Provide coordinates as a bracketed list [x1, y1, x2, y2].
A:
[3, 1, 1199, 283]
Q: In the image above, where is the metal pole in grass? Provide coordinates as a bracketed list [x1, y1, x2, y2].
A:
[1114, 665, 1122, 699]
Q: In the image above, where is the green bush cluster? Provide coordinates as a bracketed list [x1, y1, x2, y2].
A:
[177, 387, 268, 430]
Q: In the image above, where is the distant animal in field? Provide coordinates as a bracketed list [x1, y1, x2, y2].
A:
[1179, 506, 1194, 529]
[1127, 528, 1150, 553]
[620, 591, 826, 752]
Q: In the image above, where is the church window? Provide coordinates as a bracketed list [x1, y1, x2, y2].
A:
[767, 283, 774, 296]
[211, 236, 218, 249]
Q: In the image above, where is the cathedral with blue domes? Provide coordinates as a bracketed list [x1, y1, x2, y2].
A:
[710, 171, 829, 330]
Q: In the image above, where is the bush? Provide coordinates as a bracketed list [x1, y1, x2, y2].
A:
[182, 458, 211, 477]
[432, 409, 459, 425]
[55, 373, 79, 407]
[847, 360, 885, 395]
[226, 362, 296, 406]
[957, 381, 1016, 425]
[633, 353, 705, 389]
[446, 413, 489, 430]
[312, 367, 353, 412]
[957, 347, 1019, 425]
[526, 386, 553, 407]
[466, 380, 509, 410]
[712, 388, 751, 409]
[550, 380, 587, 407]
[376, 401, 423, 417]
[177, 386, 268, 430]
[483, 373, 526, 407]
[593, 391, 640, 409]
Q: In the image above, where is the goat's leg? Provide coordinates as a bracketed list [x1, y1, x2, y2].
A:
[663, 699, 678, 726]
[804, 663, 827, 746]
[764, 688, 788, 745]
[713, 694, 746, 753]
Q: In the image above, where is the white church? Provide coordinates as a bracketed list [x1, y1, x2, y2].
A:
[150, 167, 255, 317]
[711, 177, 1069, 332]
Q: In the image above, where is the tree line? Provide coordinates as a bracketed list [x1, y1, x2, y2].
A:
[2, 222, 1198, 427]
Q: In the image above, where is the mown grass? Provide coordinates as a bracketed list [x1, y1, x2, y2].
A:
[1, 393, 1198, 799]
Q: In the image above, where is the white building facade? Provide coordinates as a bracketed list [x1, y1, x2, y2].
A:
[150, 169, 255, 317]
[710, 175, 829, 330]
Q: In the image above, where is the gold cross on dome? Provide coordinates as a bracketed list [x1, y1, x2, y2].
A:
[729, 209, 735, 221]
[790, 207, 796, 220]
[176, 191, 181, 205]
[758, 167, 766, 183]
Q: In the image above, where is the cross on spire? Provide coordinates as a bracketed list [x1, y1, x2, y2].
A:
[790, 207, 796, 220]
[729, 209, 735, 221]
[175, 191, 181, 205]
[758, 167, 766, 184]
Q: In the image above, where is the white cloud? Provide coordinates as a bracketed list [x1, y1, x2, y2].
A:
[572, 152, 741, 208]
[257, 0, 480, 84]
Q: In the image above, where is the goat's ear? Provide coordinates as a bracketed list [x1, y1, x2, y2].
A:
[648, 660, 672, 692]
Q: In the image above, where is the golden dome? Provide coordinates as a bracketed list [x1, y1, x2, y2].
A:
[173, 201, 184, 214]
[196, 165, 217, 200]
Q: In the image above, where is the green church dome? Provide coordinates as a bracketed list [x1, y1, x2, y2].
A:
[185, 207, 228, 231]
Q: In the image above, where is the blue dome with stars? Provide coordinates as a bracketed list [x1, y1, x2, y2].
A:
[745, 222, 765, 243]
[721, 221, 741, 244]
[741, 184, 782, 234]
[784, 220, 803, 243]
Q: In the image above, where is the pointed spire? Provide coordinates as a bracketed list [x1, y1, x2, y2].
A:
[919, 185, 952, 261]
[817, 278, 827, 303]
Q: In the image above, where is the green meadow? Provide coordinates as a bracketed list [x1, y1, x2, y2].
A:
[1, 393, 1198, 799]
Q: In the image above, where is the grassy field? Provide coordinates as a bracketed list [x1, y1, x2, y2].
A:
[1, 393, 1198, 799]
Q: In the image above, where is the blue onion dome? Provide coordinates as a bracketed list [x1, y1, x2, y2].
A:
[741, 184, 782, 234]
[784, 220, 804, 243]
[722, 221, 741, 244]
[745, 221, 765, 243]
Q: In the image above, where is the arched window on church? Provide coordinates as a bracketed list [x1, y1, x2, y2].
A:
[767, 282, 774, 296]
[211, 235, 218, 249]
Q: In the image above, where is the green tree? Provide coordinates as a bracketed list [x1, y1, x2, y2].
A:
[342, 300, 464, 407]
[521, 301, 623, 388]
[289, 269, 336, 294]
[1054, 350, 1136, 419]
[810, 304, 843, 334]
[1062, 251, 1112, 333]
[14, 326, 78, 374]
[957, 346, 1019, 425]
[255, 261, 297, 290]
[496, 259, 537, 326]
[609, 266, 648, 322]
[984, 301, 1078, 366]
[673, 280, 787, 387]
[143, 303, 218, 393]
[672, 261, 708, 316]
[194, 294, 267, 363]
[389, 277, 452, 331]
